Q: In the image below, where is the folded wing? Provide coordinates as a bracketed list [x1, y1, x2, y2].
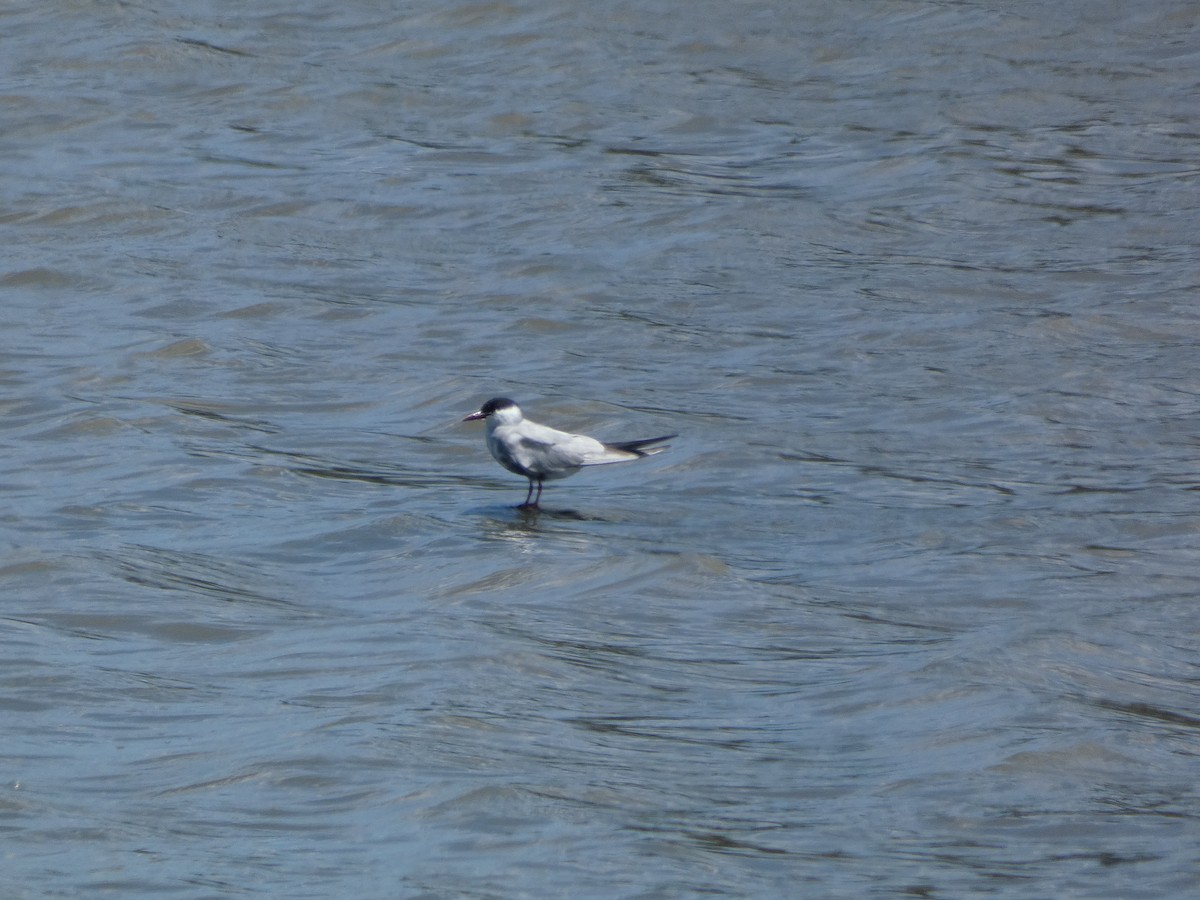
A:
[500, 421, 676, 476]
[580, 434, 676, 466]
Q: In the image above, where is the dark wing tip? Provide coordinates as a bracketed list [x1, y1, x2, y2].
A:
[606, 434, 678, 456]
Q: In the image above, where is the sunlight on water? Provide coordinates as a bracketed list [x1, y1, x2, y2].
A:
[2, 0, 1198, 895]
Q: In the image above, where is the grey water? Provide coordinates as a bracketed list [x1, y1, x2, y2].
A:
[3, 0, 1199, 896]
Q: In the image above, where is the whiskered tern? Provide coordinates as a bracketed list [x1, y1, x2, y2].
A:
[462, 397, 675, 508]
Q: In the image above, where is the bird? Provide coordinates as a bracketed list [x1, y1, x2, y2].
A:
[462, 397, 675, 508]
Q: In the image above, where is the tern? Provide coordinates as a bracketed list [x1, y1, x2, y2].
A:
[462, 397, 675, 508]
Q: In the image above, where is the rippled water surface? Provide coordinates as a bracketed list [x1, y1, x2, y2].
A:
[4, 0, 1199, 896]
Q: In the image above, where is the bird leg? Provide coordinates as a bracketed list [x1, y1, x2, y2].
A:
[519, 478, 543, 509]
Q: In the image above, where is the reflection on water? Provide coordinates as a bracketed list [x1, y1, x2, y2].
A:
[3, 0, 1199, 895]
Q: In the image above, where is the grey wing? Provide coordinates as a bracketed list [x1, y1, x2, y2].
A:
[517, 434, 590, 477]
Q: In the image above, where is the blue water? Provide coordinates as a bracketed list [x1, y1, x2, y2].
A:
[3, 0, 1199, 896]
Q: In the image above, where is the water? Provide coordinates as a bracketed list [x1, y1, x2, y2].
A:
[3, 0, 1198, 896]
